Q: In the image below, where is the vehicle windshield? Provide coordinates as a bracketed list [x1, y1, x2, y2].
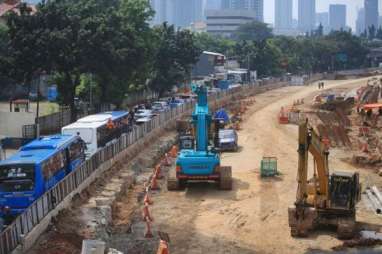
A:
[0, 164, 35, 192]
[152, 103, 163, 108]
[137, 109, 149, 114]
[219, 131, 234, 139]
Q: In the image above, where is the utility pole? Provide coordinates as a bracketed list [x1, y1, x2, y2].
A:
[35, 74, 41, 139]
[247, 54, 250, 83]
[89, 74, 93, 114]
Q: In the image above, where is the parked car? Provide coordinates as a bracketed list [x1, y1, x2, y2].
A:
[169, 98, 185, 108]
[152, 101, 169, 113]
[218, 129, 238, 152]
[135, 109, 153, 119]
[135, 116, 152, 125]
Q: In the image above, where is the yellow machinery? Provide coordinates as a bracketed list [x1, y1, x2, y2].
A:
[288, 120, 361, 239]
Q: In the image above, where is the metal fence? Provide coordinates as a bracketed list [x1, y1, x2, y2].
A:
[0, 85, 254, 254]
[38, 107, 71, 135]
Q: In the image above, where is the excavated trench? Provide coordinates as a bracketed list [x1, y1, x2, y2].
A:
[29, 131, 178, 254]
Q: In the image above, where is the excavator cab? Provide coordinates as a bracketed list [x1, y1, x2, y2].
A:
[329, 172, 360, 210]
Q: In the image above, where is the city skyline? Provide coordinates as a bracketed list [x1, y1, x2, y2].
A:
[24, 0, 374, 31]
[264, 0, 364, 30]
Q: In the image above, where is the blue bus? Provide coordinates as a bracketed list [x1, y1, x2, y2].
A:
[0, 135, 85, 221]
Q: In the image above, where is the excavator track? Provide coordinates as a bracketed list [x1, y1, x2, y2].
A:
[219, 166, 232, 190]
[167, 167, 180, 191]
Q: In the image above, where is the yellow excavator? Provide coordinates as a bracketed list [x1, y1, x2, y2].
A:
[288, 120, 361, 239]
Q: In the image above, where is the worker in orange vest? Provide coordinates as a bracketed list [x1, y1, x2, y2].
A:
[106, 119, 115, 130]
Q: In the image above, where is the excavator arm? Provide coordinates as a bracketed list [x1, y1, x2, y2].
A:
[296, 120, 329, 207]
[307, 125, 329, 202]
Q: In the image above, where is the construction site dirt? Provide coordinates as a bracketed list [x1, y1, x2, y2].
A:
[29, 77, 382, 254]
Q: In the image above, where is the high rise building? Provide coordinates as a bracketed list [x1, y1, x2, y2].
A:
[316, 12, 329, 34]
[150, 0, 171, 25]
[222, 0, 263, 22]
[329, 4, 346, 31]
[356, 8, 365, 35]
[298, 0, 316, 33]
[275, 0, 293, 30]
[316, 12, 329, 28]
[365, 0, 379, 30]
[206, 9, 256, 37]
[150, 0, 175, 25]
[206, 0, 222, 10]
[151, 0, 204, 28]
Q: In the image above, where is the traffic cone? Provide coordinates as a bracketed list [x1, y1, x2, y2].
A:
[151, 176, 160, 190]
[144, 192, 153, 205]
[162, 153, 171, 166]
[144, 217, 153, 238]
[142, 203, 153, 222]
[362, 143, 369, 153]
[154, 164, 163, 179]
[156, 240, 169, 254]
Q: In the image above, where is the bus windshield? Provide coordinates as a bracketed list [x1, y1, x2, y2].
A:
[0, 164, 35, 192]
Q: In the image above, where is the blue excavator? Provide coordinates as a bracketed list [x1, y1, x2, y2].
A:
[167, 84, 232, 190]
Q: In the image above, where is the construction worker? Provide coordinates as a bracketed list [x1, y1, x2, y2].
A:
[367, 109, 372, 118]
[106, 119, 115, 130]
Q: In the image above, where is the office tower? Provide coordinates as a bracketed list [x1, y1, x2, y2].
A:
[222, 0, 263, 22]
[206, 0, 222, 10]
[298, 0, 316, 33]
[316, 12, 329, 27]
[275, 0, 293, 29]
[329, 4, 346, 31]
[365, 0, 379, 30]
[356, 8, 365, 35]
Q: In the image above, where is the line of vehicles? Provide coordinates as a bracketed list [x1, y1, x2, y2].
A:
[0, 96, 192, 229]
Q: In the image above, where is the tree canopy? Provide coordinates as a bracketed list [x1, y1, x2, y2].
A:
[235, 21, 273, 42]
[0, 0, 201, 119]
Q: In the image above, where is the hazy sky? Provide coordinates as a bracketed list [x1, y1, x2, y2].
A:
[264, 0, 365, 30]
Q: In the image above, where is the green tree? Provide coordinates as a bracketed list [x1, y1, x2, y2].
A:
[3, 0, 156, 118]
[194, 32, 236, 56]
[2, 3, 47, 92]
[376, 26, 382, 40]
[235, 21, 273, 42]
[149, 23, 200, 96]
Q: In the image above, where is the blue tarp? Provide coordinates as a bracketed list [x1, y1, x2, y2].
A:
[217, 80, 232, 90]
[214, 108, 229, 123]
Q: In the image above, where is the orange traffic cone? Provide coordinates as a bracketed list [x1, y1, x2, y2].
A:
[156, 240, 169, 254]
[161, 153, 171, 166]
[142, 203, 153, 222]
[151, 176, 160, 190]
[362, 143, 369, 153]
[144, 217, 154, 238]
[154, 164, 163, 179]
[144, 192, 153, 205]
